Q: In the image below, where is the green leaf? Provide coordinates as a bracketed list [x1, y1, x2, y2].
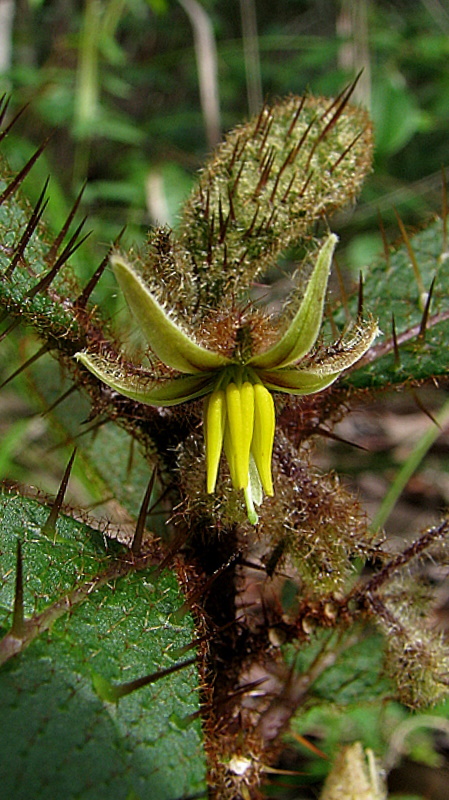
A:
[345, 217, 449, 389]
[0, 492, 207, 800]
[371, 72, 423, 157]
[258, 367, 340, 395]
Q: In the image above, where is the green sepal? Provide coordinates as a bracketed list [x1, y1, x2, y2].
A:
[76, 352, 215, 406]
[249, 234, 338, 370]
[112, 254, 232, 374]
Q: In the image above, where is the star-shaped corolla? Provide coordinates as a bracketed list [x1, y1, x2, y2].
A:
[76, 234, 378, 523]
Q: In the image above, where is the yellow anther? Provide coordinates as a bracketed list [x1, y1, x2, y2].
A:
[252, 383, 275, 495]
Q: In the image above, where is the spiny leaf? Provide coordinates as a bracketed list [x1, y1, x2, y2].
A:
[0, 491, 207, 800]
[343, 216, 449, 389]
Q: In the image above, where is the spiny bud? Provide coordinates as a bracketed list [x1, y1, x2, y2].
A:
[378, 600, 449, 708]
[178, 92, 373, 308]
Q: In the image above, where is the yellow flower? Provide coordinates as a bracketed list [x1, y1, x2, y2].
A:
[76, 234, 378, 523]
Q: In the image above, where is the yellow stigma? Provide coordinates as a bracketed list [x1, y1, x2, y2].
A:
[204, 373, 276, 521]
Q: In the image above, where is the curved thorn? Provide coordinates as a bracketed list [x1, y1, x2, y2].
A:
[42, 448, 77, 537]
[0, 136, 51, 206]
[418, 276, 436, 341]
[45, 180, 87, 266]
[132, 469, 158, 555]
[0, 343, 50, 391]
[11, 540, 24, 638]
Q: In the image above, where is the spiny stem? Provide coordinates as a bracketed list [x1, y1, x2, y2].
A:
[171, 549, 241, 623]
[362, 518, 449, 595]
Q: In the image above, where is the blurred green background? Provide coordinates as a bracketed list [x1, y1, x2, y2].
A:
[1, 5, 449, 798]
[1, 0, 448, 285]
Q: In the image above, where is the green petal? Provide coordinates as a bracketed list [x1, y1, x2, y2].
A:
[249, 234, 338, 370]
[301, 318, 380, 375]
[257, 318, 378, 395]
[258, 368, 341, 395]
[112, 254, 232, 374]
[76, 352, 214, 406]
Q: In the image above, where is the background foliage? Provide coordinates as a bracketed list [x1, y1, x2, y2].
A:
[1, 2, 449, 799]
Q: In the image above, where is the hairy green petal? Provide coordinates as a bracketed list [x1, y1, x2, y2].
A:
[258, 367, 341, 395]
[249, 234, 338, 370]
[112, 254, 232, 374]
[76, 352, 214, 406]
[302, 318, 380, 375]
